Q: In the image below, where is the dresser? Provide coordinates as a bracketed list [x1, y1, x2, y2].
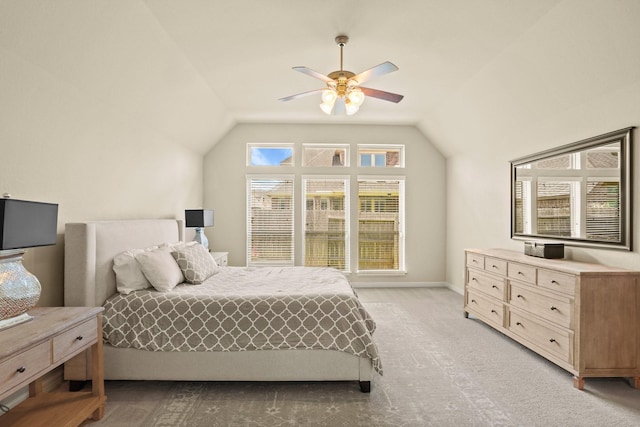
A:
[464, 248, 640, 389]
[0, 307, 105, 426]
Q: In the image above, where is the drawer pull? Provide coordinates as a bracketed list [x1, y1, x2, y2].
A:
[76, 336, 84, 341]
[491, 309, 497, 314]
[518, 271, 524, 275]
[492, 265, 498, 269]
[471, 299, 477, 303]
[551, 280, 558, 284]
[472, 259, 478, 263]
[492, 285, 498, 289]
[549, 338, 557, 343]
[471, 277, 477, 281]
[550, 306, 557, 311]
[516, 322, 523, 326]
[516, 294, 524, 299]
[16, 366, 26, 373]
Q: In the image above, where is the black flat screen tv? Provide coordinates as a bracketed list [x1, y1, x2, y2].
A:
[0, 199, 59, 250]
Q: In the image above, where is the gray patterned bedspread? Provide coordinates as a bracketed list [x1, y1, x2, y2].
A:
[102, 266, 382, 374]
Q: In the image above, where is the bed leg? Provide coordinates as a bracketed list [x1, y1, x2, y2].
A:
[359, 381, 371, 393]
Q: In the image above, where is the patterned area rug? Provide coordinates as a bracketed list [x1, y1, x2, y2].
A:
[85, 289, 640, 426]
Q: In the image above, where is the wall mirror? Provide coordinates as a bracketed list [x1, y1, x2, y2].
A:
[511, 127, 633, 250]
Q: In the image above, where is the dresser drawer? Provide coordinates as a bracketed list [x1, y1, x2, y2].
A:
[484, 257, 507, 276]
[467, 269, 505, 300]
[466, 290, 504, 327]
[509, 283, 572, 328]
[508, 309, 572, 363]
[508, 262, 537, 284]
[466, 252, 485, 269]
[0, 341, 50, 393]
[538, 269, 576, 296]
[53, 317, 97, 364]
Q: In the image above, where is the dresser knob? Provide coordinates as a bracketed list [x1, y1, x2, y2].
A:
[471, 299, 477, 303]
[549, 338, 556, 343]
[491, 309, 498, 314]
[492, 265, 498, 269]
[516, 322, 522, 326]
[516, 294, 524, 299]
[471, 277, 477, 281]
[76, 336, 84, 341]
[550, 306, 557, 311]
[551, 280, 558, 284]
[16, 366, 26, 373]
[518, 271, 524, 275]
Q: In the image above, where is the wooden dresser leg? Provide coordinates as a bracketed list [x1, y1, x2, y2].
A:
[463, 311, 469, 318]
[573, 376, 584, 390]
[632, 377, 640, 389]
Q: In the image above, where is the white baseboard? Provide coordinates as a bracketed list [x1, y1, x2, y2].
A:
[351, 281, 447, 288]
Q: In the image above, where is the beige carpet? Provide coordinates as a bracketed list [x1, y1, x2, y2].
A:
[83, 288, 640, 426]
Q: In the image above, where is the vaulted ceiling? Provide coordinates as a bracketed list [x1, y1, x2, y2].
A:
[2, 0, 638, 157]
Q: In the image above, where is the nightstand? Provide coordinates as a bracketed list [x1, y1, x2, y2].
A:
[210, 251, 228, 266]
[0, 307, 106, 426]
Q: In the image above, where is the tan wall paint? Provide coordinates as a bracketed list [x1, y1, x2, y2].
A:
[203, 123, 446, 285]
[1, 40, 203, 308]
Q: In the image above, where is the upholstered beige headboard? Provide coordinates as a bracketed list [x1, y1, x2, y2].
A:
[64, 219, 184, 307]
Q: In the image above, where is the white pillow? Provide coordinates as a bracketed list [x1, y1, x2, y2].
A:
[172, 244, 219, 284]
[135, 246, 185, 292]
[113, 246, 157, 294]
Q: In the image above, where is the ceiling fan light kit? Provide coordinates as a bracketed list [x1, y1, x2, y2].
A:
[279, 35, 403, 116]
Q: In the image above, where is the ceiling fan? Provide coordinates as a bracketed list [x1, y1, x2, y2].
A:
[278, 35, 404, 115]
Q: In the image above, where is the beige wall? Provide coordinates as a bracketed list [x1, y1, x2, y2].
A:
[0, 9, 206, 307]
[203, 123, 446, 285]
[439, 0, 640, 293]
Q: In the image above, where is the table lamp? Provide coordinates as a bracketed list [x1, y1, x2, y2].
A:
[0, 196, 58, 328]
[185, 209, 214, 250]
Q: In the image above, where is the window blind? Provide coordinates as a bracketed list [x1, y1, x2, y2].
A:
[586, 180, 620, 241]
[247, 176, 294, 265]
[357, 179, 403, 271]
[303, 178, 349, 271]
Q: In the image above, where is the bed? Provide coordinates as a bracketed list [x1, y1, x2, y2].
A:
[63, 219, 378, 392]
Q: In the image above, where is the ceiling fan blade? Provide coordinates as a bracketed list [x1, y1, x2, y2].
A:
[278, 88, 325, 102]
[292, 66, 334, 83]
[332, 98, 346, 115]
[360, 87, 404, 103]
[351, 61, 399, 84]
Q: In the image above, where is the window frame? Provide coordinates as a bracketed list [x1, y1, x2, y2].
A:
[357, 144, 405, 168]
[246, 143, 294, 167]
[302, 143, 350, 167]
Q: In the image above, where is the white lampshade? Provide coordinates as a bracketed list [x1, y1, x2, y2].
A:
[322, 89, 337, 104]
[348, 88, 365, 106]
[320, 101, 334, 115]
[345, 102, 359, 115]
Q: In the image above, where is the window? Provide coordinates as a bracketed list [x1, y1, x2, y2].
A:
[247, 143, 293, 166]
[246, 176, 294, 265]
[357, 178, 404, 272]
[358, 145, 404, 168]
[302, 144, 349, 167]
[302, 177, 349, 271]
[246, 143, 406, 273]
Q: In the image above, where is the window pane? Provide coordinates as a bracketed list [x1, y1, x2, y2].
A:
[247, 177, 294, 265]
[302, 146, 348, 167]
[358, 179, 403, 271]
[586, 180, 620, 241]
[248, 145, 293, 166]
[303, 178, 348, 270]
[586, 142, 620, 169]
[358, 145, 404, 168]
[536, 181, 572, 237]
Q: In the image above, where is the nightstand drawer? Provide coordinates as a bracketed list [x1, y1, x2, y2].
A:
[0, 341, 50, 392]
[53, 317, 97, 364]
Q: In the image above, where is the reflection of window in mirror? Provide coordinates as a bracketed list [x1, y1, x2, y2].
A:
[511, 127, 632, 250]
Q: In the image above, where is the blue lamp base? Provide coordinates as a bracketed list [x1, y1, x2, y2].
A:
[193, 227, 209, 251]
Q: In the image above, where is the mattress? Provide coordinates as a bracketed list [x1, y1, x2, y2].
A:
[102, 266, 382, 373]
